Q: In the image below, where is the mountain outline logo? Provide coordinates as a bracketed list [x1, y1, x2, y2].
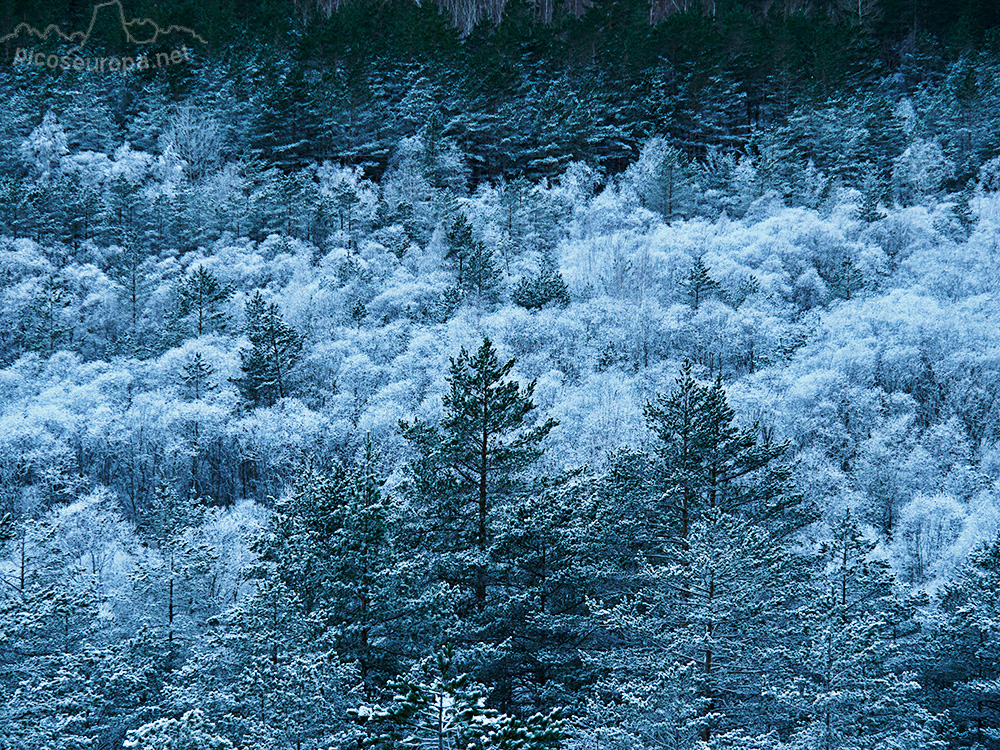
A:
[0, 0, 207, 56]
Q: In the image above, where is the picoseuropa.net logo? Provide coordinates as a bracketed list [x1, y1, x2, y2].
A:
[1, 0, 206, 74]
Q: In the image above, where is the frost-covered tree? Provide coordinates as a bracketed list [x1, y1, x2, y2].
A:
[787, 512, 938, 750]
[923, 535, 1000, 748]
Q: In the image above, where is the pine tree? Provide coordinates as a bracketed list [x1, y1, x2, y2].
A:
[787, 512, 938, 750]
[952, 179, 977, 236]
[254, 445, 402, 695]
[124, 710, 235, 750]
[177, 352, 217, 402]
[175, 266, 234, 338]
[445, 213, 476, 288]
[584, 362, 810, 747]
[26, 274, 72, 356]
[108, 233, 152, 356]
[464, 239, 500, 302]
[402, 338, 556, 617]
[680, 257, 720, 309]
[923, 535, 1000, 748]
[644, 361, 803, 543]
[134, 486, 216, 662]
[236, 292, 303, 408]
[512, 249, 570, 311]
[357, 645, 566, 750]
[167, 579, 355, 750]
[636, 138, 696, 224]
[490, 469, 596, 711]
[857, 164, 885, 223]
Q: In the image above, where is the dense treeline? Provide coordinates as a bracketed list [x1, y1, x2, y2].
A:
[2, 0, 1000, 183]
[3, 2, 1000, 749]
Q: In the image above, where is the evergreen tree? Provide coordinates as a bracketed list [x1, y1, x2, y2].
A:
[584, 362, 810, 747]
[952, 179, 977, 236]
[26, 274, 72, 356]
[357, 645, 566, 750]
[644, 361, 803, 542]
[177, 352, 217, 402]
[680, 257, 721, 309]
[924, 535, 1000, 748]
[175, 266, 234, 338]
[489, 470, 597, 712]
[445, 214, 476, 288]
[857, 164, 886, 223]
[787, 512, 938, 750]
[167, 579, 356, 750]
[124, 710, 235, 750]
[134, 486, 216, 663]
[634, 138, 696, 224]
[236, 292, 303, 408]
[107, 233, 153, 356]
[401, 337, 556, 616]
[254, 446, 403, 695]
[464, 239, 500, 302]
[512, 250, 570, 311]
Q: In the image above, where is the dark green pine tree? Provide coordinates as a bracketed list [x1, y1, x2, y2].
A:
[134, 486, 215, 661]
[445, 214, 473, 287]
[679, 257, 720, 309]
[401, 337, 556, 616]
[169, 578, 353, 750]
[641, 140, 696, 224]
[464, 240, 500, 303]
[644, 360, 803, 543]
[177, 352, 217, 402]
[236, 292, 303, 408]
[512, 249, 570, 311]
[108, 233, 153, 356]
[789, 512, 935, 750]
[952, 179, 977, 237]
[444, 214, 484, 293]
[924, 535, 1000, 748]
[26, 274, 72, 356]
[489, 469, 596, 712]
[0, 176, 31, 240]
[253, 446, 403, 696]
[175, 266, 234, 338]
[593, 361, 809, 745]
[356, 645, 566, 750]
[857, 164, 885, 224]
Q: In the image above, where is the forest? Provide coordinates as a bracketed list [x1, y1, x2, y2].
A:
[2, 0, 1000, 748]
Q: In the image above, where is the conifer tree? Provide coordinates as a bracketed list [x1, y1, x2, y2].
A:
[586, 362, 810, 747]
[236, 292, 303, 407]
[175, 266, 234, 337]
[27, 274, 71, 356]
[788, 512, 936, 750]
[254, 445, 402, 694]
[924, 535, 1000, 748]
[952, 178, 977, 236]
[401, 338, 556, 615]
[357, 645, 566, 750]
[446, 213, 499, 301]
[135, 486, 215, 660]
[178, 352, 217, 402]
[857, 164, 885, 223]
[644, 361, 802, 543]
[680, 257, 720, 309]
[512, 249, 570, 311]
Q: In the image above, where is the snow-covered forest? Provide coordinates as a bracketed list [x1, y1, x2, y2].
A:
[2, 1, 1000, 748]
